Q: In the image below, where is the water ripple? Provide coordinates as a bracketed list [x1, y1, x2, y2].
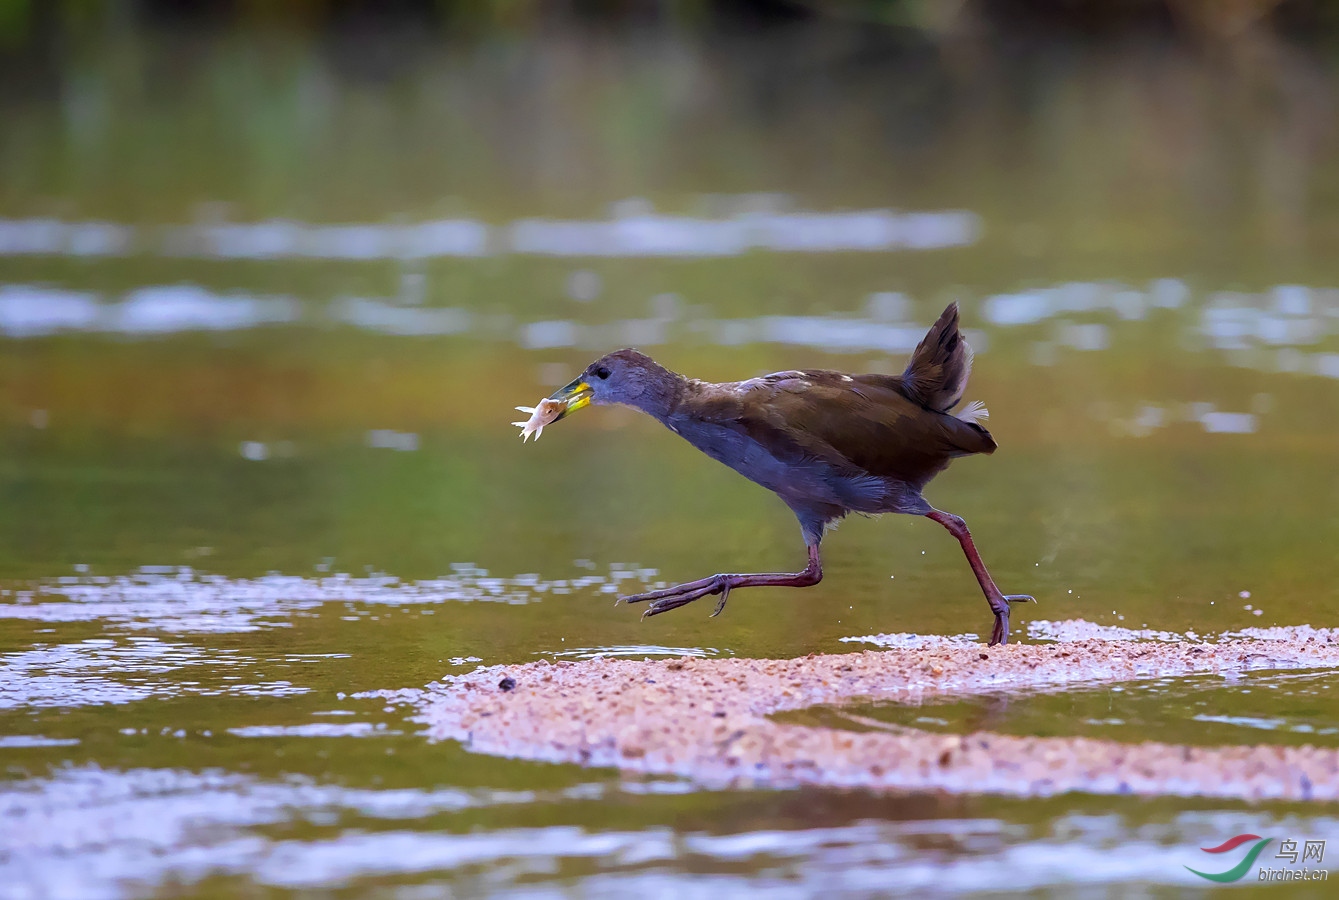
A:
[538, 644, 725, 661]
[2, 564, 655, 634]
[0, 765, 1334, 897]
[0, 636, 309, 709]
[0, 208, 977, 261]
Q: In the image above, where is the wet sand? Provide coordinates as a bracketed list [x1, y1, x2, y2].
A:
[383, 622, 1339, 801]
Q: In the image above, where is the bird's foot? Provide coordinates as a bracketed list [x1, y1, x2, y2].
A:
[711, 583, 732, 617]
[619, 575, 730, 618]
[987, 595, 1036, 647]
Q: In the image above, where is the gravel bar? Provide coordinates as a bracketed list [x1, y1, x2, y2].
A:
[380, 624, 1339, 801]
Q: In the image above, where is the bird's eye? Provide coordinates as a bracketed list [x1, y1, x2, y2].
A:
[594, 366, 611, 380]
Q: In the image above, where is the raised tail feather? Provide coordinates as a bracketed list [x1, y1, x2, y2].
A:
[902, 302, 974, 413]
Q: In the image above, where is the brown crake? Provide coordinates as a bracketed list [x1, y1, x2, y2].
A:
[544, 302, 1033, 645]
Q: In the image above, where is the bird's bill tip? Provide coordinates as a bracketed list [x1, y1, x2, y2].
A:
[547, 378, 593, 419]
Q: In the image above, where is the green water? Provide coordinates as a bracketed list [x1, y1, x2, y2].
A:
[777, 668, 1339, 748]
[2, 14, 1339, 896]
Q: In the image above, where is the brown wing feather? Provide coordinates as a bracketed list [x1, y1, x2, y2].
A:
[686, 370, 994, 485]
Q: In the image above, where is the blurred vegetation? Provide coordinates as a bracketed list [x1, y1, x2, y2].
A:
[3, 0, 1339, 50]
[5, 0, 1339, 273]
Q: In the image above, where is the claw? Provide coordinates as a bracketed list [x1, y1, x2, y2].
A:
[984, 594, 1035, 645]
[709, 582, 731, 618]
[619, 554, 820, 621]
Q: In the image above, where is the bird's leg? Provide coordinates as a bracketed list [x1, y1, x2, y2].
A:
[620, 544, 822, 618]
[925, 510, 1034, 647]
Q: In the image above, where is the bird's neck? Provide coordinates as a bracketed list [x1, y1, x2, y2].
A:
[627, 364, 692, 422]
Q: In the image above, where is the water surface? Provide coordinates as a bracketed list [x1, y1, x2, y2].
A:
[2, 14, 1339, 896]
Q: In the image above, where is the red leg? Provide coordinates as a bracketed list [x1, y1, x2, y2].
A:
[621, 544, 822, 618]
[926, 510, 1033, 646]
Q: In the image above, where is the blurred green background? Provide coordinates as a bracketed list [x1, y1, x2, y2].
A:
[1, 2, 1339, 896]
[2, 0, 1337, 625]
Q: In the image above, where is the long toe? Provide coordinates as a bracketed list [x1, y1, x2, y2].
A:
[1005, 594, 1036, 604]
[641, 593, 696, 618]
[641, 581, 723, 618]
[988, 612, 1008, 646]
[620, 587, 673, 606]
[619, 574, 720, 606]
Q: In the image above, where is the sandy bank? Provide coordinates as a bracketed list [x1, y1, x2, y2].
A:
[375, 623, 1339, 801]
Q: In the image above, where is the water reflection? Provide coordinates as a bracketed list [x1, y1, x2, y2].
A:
[983, 280, 1190, 326]
[0, 765, 626, 897]
[365, 429, 421, 452]
[0, 565, 660, 635]
[1024, 620, 1338, 645]
[0, 735, 80, 748]
[338, 298, 471, 336]
[1024, 619, 1202, 643]
[839, 632, 981, 650]
[798, 668, 1339, 749]
[539, 644, 725, 661]
[848, 620, 1339, 648]
[1101, 403, 1260, 437]
[0, 763, 1334, 896]
[0, 208, 978, 261]
[2, 279, 1336, 388]
[0, 636, 309, 709]
[228, 723, 398, 739]
[0, 284, 300, 337]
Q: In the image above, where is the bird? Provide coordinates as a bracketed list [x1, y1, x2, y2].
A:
[541, 302, 1034, 645]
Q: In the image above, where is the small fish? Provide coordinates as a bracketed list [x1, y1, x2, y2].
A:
[512, 397, 567, 442]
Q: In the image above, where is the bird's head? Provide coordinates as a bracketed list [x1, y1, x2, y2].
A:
[546, 349, 669, 419]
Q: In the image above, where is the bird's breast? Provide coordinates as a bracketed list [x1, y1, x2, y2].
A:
[671, 418, 781, 485]
[667, 416, 864, 509]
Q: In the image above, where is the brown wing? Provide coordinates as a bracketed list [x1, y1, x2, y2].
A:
[687, 370, 994, 484]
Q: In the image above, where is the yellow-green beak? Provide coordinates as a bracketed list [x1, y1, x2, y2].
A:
[548, 377, 593, 420]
